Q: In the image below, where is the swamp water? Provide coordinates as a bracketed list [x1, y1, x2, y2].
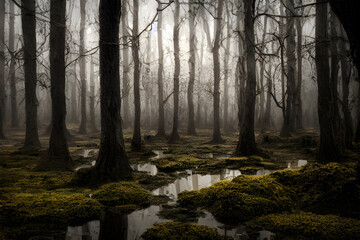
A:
[67, 150, 307, 240]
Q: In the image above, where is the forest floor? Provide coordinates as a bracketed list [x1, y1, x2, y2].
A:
[0, 125, 359, 239]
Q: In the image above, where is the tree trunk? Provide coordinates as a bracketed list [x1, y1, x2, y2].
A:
[78, 0, 87, 134]
[295, 16, 303, 130]
[47, 0, 72, 170]
[339, 27, 353, 148]
[89, 56, 97, 131]
[21, 0, 41, 152]
[223, 5, 231, 132]
[316, 0, 341, 162]
[169, 0, 181, 143]
[156, 6, 165, 137]
[281, 0, 296, 137]
[187, 0, 196, 136]
[9, 1, 19, 128]
[0, 0, 5, 139]
[121, 0, 131, 128]
[236, 0, 258, 155]
[131, 0, 142, 151]
[70, 63, 78, 123]
[95, 0, 132, 181]
[211, 0, 224, 144]
[355, 81, 360, 143]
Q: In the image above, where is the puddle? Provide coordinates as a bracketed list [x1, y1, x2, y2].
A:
[151, 150, 168, 159]
[152, 169, 241, 201]
[67, 153, 307, 239]
[131, 163, 158, 176]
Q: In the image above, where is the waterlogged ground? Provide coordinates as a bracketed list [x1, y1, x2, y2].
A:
[1, 126, 359, 239]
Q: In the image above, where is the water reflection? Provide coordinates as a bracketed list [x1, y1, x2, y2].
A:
[287, 159, 308, 169]
[66, 220, 100, 240]
[151, 150, 168, 159]
[131, 163, 158, 176]
[152, 169, 241, 200]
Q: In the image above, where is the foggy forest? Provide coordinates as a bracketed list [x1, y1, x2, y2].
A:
[0, 0, 360, 239]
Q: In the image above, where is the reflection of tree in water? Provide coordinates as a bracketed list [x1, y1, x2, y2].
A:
[99, 212, 128, 240]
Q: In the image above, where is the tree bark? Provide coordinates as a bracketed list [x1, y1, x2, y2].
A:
[131, 0, 142, 151]
[187, 0, 197, 136]
[156, 6, 166, 137]
[121, 0, 131, 128]
[78, 0, 87, 134]
[21, 0, 41, 151]
[169, 0, 181, 143]
[295, 16, 303, 130]
[9, 1, 19, 128]
[339, 27, 353, 148]
[211, 0, 224, 143]
[236, 0, 258, 155]
[89, 56, 97, 131]
[70, 63, 78, 123]
[316, 0, 341, 162]
[0, 0, 5, 139]
[47, 0, 72, 170]
[355, 81, 360, 143]
[223, 4, 231, 132]
[95, 0, 132, 181]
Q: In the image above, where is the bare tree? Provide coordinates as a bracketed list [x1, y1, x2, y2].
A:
[156, 3, 166, 137]
[131, 0, 142, 150]
[211, 0, 224, 143]
[9, 1, 19, 127]
[89, 56, 97, 132]
[187, 0, 197, 136]
[169, 0, 181, 143]
[95, 0, 132, 181]
[236, 0, 258, 155]
[78, 0, 87, 134]
[316, 1, 341, 162]
[0, 0, 5, 139]
[21, 0, 41, 152]
[46, 0, 72, 170]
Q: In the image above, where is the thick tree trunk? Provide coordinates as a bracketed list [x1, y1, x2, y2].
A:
[121, 0, 131, 128]
[131, 0, 142, 151]
[236, 0, 258, 155]
[70, 63, 78, 123]
[295, 17, 303, 130]
[187, 0, 196, 136]
[339, 27, 353, 148]
[316, 0, 341, 162]
[211, 0, 224, 144]
[78, 0, 87, 134]
[9, 1, 19, 128]
[47, 0, 72, 170]
[21, 0, 41, 152]
[355, 82, 360, 143]
[95, 0, 132, 181]
[0, 0, 5, 139]
[223, 6, 231, 132]
[89, 56, 97, 131]
[330, 12, 344, 149]
[156, 7, 165, 137]
[281, 0, 296, 137]
[169, 0, 181, 143]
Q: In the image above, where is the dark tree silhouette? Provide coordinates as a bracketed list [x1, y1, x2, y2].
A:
[0, 0, 5, 139]
[236, 0, 258, 155]
[95, 0, 132, 181]
[47, 0, 72, 170]
[21, 0, 41, 152]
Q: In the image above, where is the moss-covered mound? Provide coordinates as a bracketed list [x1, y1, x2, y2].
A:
[179, 175, 295, 223]
[0, 191, 104, 225]
[270, 163, 360, 215]
[151, 156, 207, 172]
[142, 222, 222, 240]
[246, 212, 360, 239]
[92, 182, 152, 207]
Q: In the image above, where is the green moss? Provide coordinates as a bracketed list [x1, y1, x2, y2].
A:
[270, 163, 360, 215]
[142, 222, 222, 240]
[92, 182, 152, 207]
[246, 212, 360, 239]
[151, 156, 207, 172]
[0, 191, 104, 225]
[179, 176, 294, 223]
